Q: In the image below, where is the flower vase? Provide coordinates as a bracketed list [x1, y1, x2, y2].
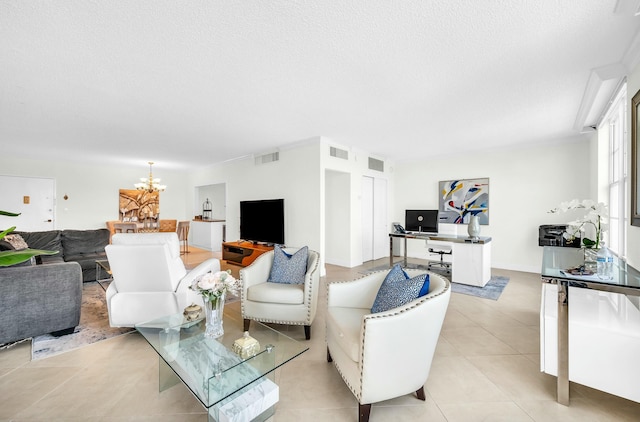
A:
[468, 215, 480, 239]
[204, 294, 225, 338]
[583, 248, 599, 273]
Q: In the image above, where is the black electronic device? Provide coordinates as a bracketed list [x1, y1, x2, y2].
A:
[393, 223, 406, 234]
[240, 199, 285, 245]
[405, 209, 439, 233]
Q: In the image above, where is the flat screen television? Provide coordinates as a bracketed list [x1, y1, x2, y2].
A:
[405, 209, 439, 233]
[240, 199, 285, 245]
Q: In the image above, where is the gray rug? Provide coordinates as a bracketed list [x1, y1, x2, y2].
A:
[31, 282, 133, 360]
[361, 263, 509, 301]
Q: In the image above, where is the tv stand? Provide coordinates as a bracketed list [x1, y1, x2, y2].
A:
[222, 241, 274, 267]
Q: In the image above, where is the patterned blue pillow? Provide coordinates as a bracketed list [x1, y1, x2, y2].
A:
[371, 264, 429, 313]
[267, 245, 309, 284]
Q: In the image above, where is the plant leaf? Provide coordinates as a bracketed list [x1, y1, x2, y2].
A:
[0, 211, 20, 217]
[0, 226, 16, 241]
[0, 249, 59, 267]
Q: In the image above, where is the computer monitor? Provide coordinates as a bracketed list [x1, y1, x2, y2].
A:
[405, 209, 439, 233]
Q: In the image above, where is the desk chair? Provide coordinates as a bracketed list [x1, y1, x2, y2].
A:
[427, 247, 452, 273]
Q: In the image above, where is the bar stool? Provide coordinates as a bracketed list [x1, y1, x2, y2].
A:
[177, 221, 190, 254]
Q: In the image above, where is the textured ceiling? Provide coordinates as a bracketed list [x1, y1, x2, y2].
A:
[1, 1, 640, 170]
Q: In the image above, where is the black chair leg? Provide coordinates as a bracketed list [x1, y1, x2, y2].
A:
[243, 319, 250, 331]
[416, 386, 426, 401]
[359, 403, 371, 422]
[304, 325, 311, 340]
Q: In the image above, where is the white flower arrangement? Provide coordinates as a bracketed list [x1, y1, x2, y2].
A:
[190, 269, 240, 303]
[549, 199, 608, 248]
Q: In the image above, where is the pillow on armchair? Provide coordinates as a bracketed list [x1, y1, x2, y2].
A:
[267, 245, 308, 284]
[371, 264, 430, 313]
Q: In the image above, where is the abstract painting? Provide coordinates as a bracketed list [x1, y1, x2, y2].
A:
[438, 178, 489, 224]
[118, 189, 160, 221]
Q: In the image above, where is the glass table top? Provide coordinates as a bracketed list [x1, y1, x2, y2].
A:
[541, 246, 640, 291]
[135, 307, 308, 409]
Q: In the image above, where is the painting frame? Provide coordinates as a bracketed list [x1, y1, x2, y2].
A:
[632, 89, 640, 227]
[438, 178, 489, 225]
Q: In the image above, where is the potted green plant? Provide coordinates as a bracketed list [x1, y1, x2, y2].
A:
[0, 210, 58, 267]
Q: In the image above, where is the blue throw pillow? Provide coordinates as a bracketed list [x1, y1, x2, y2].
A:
[268, 245, 309, 284]
[371, 264, 429, 313]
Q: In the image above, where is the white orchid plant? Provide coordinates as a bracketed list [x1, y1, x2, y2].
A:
[189, 269, 240, 304]
[549, 199, 608, 249]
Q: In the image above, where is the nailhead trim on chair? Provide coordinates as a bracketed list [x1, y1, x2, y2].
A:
[327, 269, 450, 403]
[240, 249, 320, 326]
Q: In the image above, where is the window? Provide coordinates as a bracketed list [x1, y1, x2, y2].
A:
[603, 83, 628, 256]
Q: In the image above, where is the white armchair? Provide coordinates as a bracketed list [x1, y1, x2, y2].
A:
[326, 269, 450, 422]
[105, 232, 220, 327]
[240, 247, 320, 340]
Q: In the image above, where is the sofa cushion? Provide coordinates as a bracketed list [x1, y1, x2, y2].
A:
[326, 306, 369, 363]
[3, 234, 29, 250]
[371, 264, 429, 313]
[247, 282, 304, 304]
[14, 230, 63, 264]
[267, 245, 308, 284]
[61, 229, 110, 257]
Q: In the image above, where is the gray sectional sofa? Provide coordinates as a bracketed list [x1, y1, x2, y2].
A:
[0, 228, 110, 344]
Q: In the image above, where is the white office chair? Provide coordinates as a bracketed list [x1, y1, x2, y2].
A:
[326, 269, 450, 422]
[105, 232, 219, 327]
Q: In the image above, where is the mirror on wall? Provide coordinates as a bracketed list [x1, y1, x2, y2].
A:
[632, 90, 640, 227]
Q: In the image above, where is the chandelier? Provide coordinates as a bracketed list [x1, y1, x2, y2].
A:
[134, 161, 166, 193]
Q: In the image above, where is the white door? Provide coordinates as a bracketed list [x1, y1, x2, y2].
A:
[372, 178, 388, 260]
[361, 176, 374, 262]
[0, 175, 55, 232]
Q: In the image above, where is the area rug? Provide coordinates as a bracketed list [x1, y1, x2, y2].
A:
[31, 282, 133, 360]
[361, 263, 509, 301]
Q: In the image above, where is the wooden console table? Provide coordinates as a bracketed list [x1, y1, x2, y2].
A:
[222, 241, 273, 267]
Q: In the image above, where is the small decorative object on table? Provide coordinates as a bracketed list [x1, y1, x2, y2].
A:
[189, 269, 240, 338]
[232, 331, 261, 359]
[467, 215, 481, 239]
[183, 303, 202, 322]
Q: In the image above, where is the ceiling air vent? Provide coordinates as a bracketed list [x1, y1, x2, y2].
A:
[330, 146, 349, 160]
[255, 151, 279, 165]
[368, 157, 384, 172]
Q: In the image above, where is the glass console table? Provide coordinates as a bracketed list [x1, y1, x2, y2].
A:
[540, 246, 640, 405]
[136, 310, 308, 421]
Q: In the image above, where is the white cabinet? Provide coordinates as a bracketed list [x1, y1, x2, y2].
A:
[191, 220, 225, 252]
[541, 284, 640, 403]
[451, 241, 491, 287]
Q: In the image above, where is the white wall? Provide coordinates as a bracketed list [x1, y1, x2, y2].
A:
[195, 183, 226, 220]
[393, 138, 591, 273]
[325, 170, 351, 266]
[0, 158, 190, 230]
[188, 140, 323, 256]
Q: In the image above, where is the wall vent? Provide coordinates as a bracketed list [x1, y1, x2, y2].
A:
[368, 157, 384, 172]
[330, 146, 349, 160]
[255, 151, 279, 165]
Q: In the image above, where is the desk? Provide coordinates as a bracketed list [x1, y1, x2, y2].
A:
[540, 246, 640, 405]
[389, 233, 492, 287]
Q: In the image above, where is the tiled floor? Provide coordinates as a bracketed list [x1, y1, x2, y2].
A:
[1, 253, 639, 421]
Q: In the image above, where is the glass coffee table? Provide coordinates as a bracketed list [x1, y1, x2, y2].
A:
[135, 309, 308, 421]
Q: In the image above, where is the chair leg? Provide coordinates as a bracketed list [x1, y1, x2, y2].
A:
[359, 403, 371, 422]
[243, 319, 250, 331]
[416, 386, 426, 401]
[304, 325, 311, 340]
[327, 347, 333, 362]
